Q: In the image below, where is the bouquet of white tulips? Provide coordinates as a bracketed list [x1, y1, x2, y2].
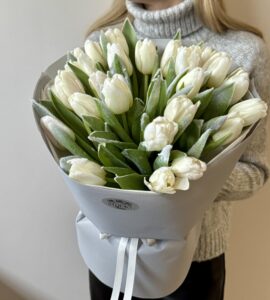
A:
[33, 19, 267, 194]
[32, 19, 268, 299]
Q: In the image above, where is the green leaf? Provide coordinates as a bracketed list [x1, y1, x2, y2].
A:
[193, 88, 214, 118]
[45, 123, 92, 160]
[187, 128, 212, 159]
[67, 62, 94, 95]
[201, 132, 231, 161]
[140, 112, 150, 141]
[76, 135, 99, 162]
[82, 116, 105, 132]
[167, 68, 188, 98]
[89, 130, 118, 141]
[153, 145, 173, 170]
[122, 18, 138, 64]
[98, 144, 130, 168]
[122, 149, 152, 175]
[170, 150, 187, 161]
[96, 62, 106, 73]
[127, 98, 145, 143]
[173, 29, 181, 40]
[145, 78, 161, 120]
[203, 83, 235, 121]
[50, 91, 88, 140]
[32, 99, 54, 119]
[103, 167, 136, 176]
[157, 79, 168, 116]
[178, 119, 204, 151]
[40, 100, 61, 118]
[115, 173, 146, 190]
[202, 115, 227, 135]
[94, 99, 134, 143]
[166, 58, 176, 87]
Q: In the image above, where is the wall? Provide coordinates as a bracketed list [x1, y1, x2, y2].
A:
[224, 1, 270, 299]
[0, 0, 269, 300]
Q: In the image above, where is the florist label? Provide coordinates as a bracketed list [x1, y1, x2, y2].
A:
[102, 198, 139, 211]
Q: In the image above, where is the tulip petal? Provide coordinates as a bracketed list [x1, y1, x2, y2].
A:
[174, 177, 190, 191]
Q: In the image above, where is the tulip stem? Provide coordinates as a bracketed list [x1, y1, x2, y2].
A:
[143, 74, 149, 102]
[121, 113, 130, 135]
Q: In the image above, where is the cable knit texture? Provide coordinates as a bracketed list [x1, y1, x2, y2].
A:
[87, 0, 270, 261]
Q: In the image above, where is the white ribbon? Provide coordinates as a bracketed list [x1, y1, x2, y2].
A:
[110, 237, 129, 300]
[123, 238, 139, 300]
[110, 237, 139, 300]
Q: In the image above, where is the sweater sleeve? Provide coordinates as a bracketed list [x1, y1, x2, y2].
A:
[214, 37, 270, 202]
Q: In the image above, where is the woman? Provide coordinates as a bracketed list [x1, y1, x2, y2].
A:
[85, 0, 270, 299]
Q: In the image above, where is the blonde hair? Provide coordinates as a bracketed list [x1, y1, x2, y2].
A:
[86, 0, 263, 39]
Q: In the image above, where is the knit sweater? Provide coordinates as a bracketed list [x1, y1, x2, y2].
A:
[87, 0, 270, 261]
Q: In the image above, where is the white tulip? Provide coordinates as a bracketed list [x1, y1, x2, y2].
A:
[40, 115, 75, 150]
[84, 40, 107, 68]
[176, 67, 205, 98]
[105, 28, 129, 55]
[144, 166, 193, 193]
[164, 95, 200, 125]
[161, 39, 181, 77]
[67, 158, 106, 186]
[142, 116, 178, 152]
[220, 68, 250, 105]
[175, 45, 202, 75]
[135, 39, 158, 75]
[72, 47, 96, 76]
[107, 43, 133, 76]
[102, 74, 133, 114]
[200, 46, 216, 66]
[228, 98, 268, 127]
[88, 71, 107, 98]
[171, 156, 207, 180]
[203, 52, 232, 87]
[69, 93, 100, 119]
[212, 117, 244, 145]
[53, 69, 85, 109]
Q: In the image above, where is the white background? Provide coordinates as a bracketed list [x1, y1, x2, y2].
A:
[0, 0, 270, 299]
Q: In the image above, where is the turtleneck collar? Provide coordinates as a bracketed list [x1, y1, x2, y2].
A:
[126, 0, 204, 39]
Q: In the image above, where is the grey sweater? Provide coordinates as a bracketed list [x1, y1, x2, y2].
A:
[88, 0, 270, 261]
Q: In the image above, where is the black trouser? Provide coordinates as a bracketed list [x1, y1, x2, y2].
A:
[89, 253, 225, 300]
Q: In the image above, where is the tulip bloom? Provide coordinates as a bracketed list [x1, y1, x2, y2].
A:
[176, 67, 205, 99]
[175, 45, 202, 74]
[144, 167, 187, 194]
[200, 46, 216, 66]
[164, 95, 200, 125]
[220, 68, 250, 105]
[69, 93, 101, 119]
[212, 117, 244, 145]
[135, 39, 158, 75]
[53, 69, 85, 109]
[202, 52, 232, 87]
[102, 74, 133, 114]
[84, 40, 107, 68]
[88, 71, 107, 98]
[228, 98, 268, 127]
[161, 39, 181, 77]
[142, 116, 178, 152]
[107, 43, 133, 76]
[105, 28, 129, 55]
[171, 156, 207, 181]
[72, 47, 96, 76]
[67, 158, 106, 186]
